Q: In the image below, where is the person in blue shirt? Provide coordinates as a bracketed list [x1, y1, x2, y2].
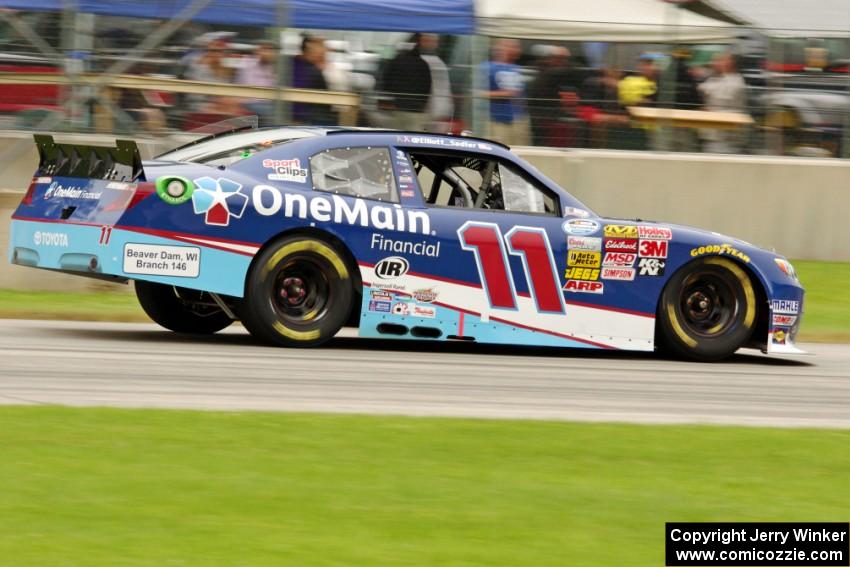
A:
[480, 38, 530, 146]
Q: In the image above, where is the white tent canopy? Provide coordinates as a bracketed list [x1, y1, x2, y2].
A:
[476, 0, 738, 43]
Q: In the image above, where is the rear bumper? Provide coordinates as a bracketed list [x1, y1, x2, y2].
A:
[8, 217, 253, 297]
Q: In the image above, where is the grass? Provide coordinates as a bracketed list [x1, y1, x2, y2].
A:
[0, 407, 848, 567]
[0, 259, 847, 341]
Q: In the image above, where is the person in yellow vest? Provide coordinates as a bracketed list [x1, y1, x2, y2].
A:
[618, 55, 658, 107]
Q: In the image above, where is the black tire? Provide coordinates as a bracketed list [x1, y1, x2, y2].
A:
[656, 256, 757, 362]
[134, 280, 233, 334]
[241, 235, 353, 347]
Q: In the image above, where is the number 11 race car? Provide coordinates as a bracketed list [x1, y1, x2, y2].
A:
[8, 127, 804, 360]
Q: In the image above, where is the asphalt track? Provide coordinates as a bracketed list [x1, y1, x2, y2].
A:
[0, 319, 848, 428]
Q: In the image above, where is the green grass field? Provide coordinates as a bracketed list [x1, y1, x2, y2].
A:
[0, 259, 847, 341]
[0, 407, 848, 567]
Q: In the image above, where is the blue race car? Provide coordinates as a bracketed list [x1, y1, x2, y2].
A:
[8, 127, 804, 360]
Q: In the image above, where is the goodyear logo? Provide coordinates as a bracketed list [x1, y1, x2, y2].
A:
[604, 224, 639, 238]
[690, 243, 751, 263]
[567, 250, 601, 268]
[564, 267, 600, 281]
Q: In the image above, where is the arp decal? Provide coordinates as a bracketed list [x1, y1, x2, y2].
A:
[563, 280, 604, 294]
[604, 225, 638, 238]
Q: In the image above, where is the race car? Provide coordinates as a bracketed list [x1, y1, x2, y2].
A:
[7, 127, 804, 361]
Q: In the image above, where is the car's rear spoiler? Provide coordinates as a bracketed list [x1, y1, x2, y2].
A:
[33, 134, 144, 182]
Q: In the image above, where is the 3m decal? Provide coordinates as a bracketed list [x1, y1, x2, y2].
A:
[638, 239, 669, 259]
[690, 243, 751, 263]
[602, 252, 636, 266]
[603, 225, 638, 238]
[563, 280, 604, 294]
[374, 256, 410, 280]
[637, 258, 666, 276]
[459, 222, 565, 314]
[638, 225, 672, 240]
[123, 243, 200, 278]
[567, 250, 601, 268]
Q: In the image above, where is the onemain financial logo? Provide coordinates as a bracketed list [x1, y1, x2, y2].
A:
[43, 181, 102, 200]
[252, 185, 431, 235]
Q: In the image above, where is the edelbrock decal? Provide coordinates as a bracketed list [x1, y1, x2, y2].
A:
[253, 185, 431, 235]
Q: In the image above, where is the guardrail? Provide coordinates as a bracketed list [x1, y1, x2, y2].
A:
[0, 72, 362, 126]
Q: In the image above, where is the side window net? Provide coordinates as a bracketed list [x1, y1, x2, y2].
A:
[310, 147, 398, 202]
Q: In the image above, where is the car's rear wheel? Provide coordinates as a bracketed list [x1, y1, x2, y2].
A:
[135, 280, 233, 334]
[657, 256, 757, 361]
[241, 236, 353, 347]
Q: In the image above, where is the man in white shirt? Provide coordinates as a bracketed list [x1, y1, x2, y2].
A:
[699, 52, 749, 153]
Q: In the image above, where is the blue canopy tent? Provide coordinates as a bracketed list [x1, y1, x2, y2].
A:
[0, 0, 475, 33]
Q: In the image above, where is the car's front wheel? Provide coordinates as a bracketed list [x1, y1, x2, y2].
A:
[135, 281, 234, 334]
[240, 236, 354, 347]
[656, 256, 757, 361]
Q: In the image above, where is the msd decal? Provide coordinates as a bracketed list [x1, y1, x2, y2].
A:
[603, 252, 636, 266]
[191, 177, 249, 227]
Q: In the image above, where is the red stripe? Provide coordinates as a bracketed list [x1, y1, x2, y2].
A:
[458, 312, 465, 337]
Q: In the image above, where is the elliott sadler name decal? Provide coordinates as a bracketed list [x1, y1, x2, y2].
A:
[252, 185, 431, 235]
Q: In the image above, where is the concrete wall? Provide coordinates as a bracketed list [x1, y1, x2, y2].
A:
[516, 148, 850, 262]
[1, 133, 848, 291]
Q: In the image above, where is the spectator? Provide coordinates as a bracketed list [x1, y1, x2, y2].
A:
[577, 67, 631, 148]
[618, 55, 658, 107]
[481, 38, 530, 146]
[184, 37, 242, 117]
[292, 35, 337, 126]
[699, 52, 748, 153]
[527, 45, 575, 146]
[419, 34, 454, 132]
[381, 34, 433, 131]
[236, 41, 277, 123]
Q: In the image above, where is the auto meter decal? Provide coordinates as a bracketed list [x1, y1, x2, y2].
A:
[562, 218, 600, 236]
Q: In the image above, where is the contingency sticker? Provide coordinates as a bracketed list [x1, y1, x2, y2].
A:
[123, 243, 201, 278]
